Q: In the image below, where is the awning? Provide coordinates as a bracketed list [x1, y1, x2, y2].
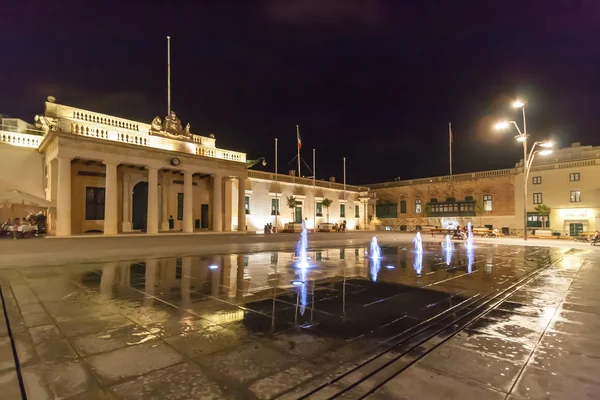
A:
[0, 189, 55, 208]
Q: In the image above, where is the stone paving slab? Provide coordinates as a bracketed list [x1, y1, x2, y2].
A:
[372, 249, 600, 400]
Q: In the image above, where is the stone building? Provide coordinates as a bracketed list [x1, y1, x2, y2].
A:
[367, 142, 600, 237]
[0, 97, 368, 235]
[367, 169, 516, 233]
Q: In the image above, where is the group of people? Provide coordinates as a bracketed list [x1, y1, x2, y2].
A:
[263, 223, 274, 234]
[333, 220, 347, 232]
[1, 212, 46, 239]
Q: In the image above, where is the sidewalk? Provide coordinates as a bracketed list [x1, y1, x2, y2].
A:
[371, 248, 600, 399]
[0, 284, 23, 399]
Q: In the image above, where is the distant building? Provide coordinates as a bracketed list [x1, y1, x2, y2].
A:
[367, 142, 600, 236]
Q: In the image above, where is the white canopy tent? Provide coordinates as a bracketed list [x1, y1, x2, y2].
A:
[0, 189, 55, 208]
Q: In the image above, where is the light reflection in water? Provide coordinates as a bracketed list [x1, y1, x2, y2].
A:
[414, 251, 423, 275]
[370, 257, 381, 282]
[467, 248, 474, 273]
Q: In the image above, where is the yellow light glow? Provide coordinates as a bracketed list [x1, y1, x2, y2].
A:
[539, 141, 553, 148]
[539, 149, 553, 156]
[512, 100, 525, 108]
[515, 136, 526, 142]
[494, 121, 510, 130]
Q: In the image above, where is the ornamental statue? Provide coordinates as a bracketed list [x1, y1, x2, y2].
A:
[150, 111, 193, 141]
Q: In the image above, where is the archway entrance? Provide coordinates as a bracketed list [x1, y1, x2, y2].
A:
[132, 182, 148, 231]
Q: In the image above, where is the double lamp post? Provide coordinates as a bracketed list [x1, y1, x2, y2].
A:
[494, 100, 553, 241]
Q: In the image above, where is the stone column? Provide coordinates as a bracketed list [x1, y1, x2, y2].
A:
[238, 177, 246, 232]
[147, 167, 159, 234]
[56, 156, 72, 237]
[236, 254, 245, 302]
[122, 177, 132, 232]
[183, 171, 194, 233]
[212, 174, 222, 232]
[160, 174, 170, 231]
[104, 162, 119, 235]
[224, 179, 232, 232]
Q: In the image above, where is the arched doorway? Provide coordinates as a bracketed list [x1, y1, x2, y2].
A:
[132, 182, 148, 231]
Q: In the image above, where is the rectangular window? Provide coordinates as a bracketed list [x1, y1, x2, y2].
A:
[340, 204, 345, 217]
[483, 195, 492, 211]
[271, 198, 280, 215]
[177, 193, 184, 220]
[316, 202, 323, 217]
[570, 190, 581, 202]
[569, 173, 580, 181]
[245, 195, 250, 214]
[85, 187, 105, 220]
[532, 176, 542, 184]
[355, 205, 360, 218]
[400, 200, 407, 213]
[533, 193, 542, 204]
[415, 199, 422, 213]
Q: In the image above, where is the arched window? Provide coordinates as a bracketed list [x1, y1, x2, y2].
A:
[415, 199, 422, 213]
[483, 195, 492, 211]
[400, 200, 407, 213]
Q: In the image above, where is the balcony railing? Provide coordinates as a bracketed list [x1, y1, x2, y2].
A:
[426, 200, 476, 217]
[248, 170, 369, 192]
[0, 126, 44, 148]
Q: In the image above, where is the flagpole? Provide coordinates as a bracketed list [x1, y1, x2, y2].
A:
[343, 156, 346, 203]
[296, 124, 301, 177]
[275, 138, 279, 232]
[449, 122, 453, 175]
[167, 36, 171, 115]
[313, 148, 316, 231]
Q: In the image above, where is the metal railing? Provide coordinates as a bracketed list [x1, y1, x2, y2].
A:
[248, 170, 369, 192]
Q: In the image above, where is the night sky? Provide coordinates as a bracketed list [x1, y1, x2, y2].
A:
[2, 1, 598, 184]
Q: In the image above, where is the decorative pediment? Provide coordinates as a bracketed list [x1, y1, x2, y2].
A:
[150, 111, 193, 142]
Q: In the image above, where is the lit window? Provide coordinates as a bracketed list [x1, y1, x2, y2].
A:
[355, 205, 360, 218]
[483, 195, 492, 211]
[340, 204, 345, 217]
[532, 176, 542, 184]
[245, 196, 250, 214]
[316, 202, 323, 217]
[415, 199, 422, 213]
[570, 190, 581, 202]
[569, 173, 580, 182]
[533, 193, 542, 204]
[271, 198, 280, 215]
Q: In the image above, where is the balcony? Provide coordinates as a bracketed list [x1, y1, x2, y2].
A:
[426, 200, 476, 217]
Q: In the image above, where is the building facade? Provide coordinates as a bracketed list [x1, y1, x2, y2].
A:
[368, 142, 600, 237]
[0, 98, 368, 236]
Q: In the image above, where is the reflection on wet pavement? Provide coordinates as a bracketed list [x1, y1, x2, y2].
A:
[0, 243, 566, 398]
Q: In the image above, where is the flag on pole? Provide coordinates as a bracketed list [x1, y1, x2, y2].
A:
[297, 128, 302, 150]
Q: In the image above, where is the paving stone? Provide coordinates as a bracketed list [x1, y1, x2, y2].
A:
[29, 324, 63, 344]
[84, 340, 184, 385]
[56, 314, 133, 337]
[0, 336, 16, 372]
[164, 323, 242, 359]
[375, 364, 505, 400]
[513, 365, 600, 399]
[450, 330, 534, 363]
[419, 343, 522, 392]
[43, 359, 98, 399]
[530, 347, 600, 384]
[35, 337, 78, 363]
[0, 368, 22, 400]
[109, 361, 224, 400]
[70, 323, 157, 357]
[539, 330, 600, 358]
[196, 342, 291, 384]
[21, 364, 53, 400]
[249, 364, 317, 400]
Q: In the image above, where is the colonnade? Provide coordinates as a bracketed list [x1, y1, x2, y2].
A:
[54, 157, 246, 236]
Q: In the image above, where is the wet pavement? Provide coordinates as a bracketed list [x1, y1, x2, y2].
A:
[371, 249, 600, 400]
[0, 241, 596, 399]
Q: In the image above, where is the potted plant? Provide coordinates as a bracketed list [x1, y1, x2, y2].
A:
[286, 195, 297, 223]
[322, 198, 332, 223]
[534, 204, 551, 230]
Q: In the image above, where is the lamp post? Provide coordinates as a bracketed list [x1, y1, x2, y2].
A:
[494, 100, 553, 241]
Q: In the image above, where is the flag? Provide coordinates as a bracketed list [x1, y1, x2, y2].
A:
[297, 126, 302, 150]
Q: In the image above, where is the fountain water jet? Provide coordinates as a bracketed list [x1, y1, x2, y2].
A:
[443, 234, 453, 266]
[413, 232, 423, 254]
[369, 236, 382, 282]
[295, 221, 309, 315]
[466, 222, 474, 250]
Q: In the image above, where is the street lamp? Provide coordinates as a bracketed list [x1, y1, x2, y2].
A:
[493, 99, 553, 240]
